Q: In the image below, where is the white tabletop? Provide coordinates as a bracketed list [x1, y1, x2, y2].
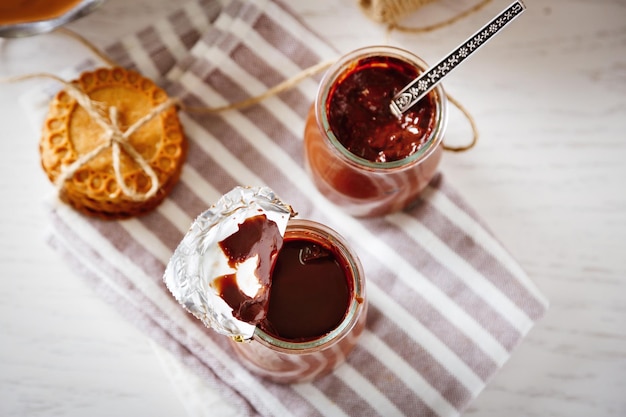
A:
[1, 0, 625, 416]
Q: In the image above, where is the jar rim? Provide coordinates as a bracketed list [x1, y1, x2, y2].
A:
[315, 45, 448, 171]
[253, 219, 365, 352]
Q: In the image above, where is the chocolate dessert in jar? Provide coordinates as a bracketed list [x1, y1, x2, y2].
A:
[231, 218, 367, 383]
[164, 186, 367, 384]
[304, 46, 448, 217]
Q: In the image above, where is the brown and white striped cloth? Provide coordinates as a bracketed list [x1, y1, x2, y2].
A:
[40, 0, 549, 415]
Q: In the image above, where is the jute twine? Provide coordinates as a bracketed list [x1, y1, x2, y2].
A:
[359, 0, 493, 33]
[2, 13, 480, 200]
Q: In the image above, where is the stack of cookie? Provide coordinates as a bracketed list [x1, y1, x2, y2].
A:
[39, 67, 187, 219]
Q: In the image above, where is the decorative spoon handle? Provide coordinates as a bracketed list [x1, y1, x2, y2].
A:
[390, 0, 526, 116]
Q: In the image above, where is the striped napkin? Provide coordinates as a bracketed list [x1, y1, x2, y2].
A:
[37, 0, 549, 416]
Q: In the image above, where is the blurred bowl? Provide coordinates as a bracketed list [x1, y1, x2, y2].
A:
[0, 0, 105, 38]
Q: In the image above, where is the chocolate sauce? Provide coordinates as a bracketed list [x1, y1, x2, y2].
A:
[260, 238, 351, 342]
[327, 55, 437, 163]
[213, 214, 283, 324]
[214, 215, 352, 342]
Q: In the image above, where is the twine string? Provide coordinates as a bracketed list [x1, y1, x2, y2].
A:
[443, 93, 478, 152]
[181, 59, 336, 114]
[55, 26, 119, 67]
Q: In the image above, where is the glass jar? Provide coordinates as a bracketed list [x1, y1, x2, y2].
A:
[230, 219, 367, 384]
[304, 45, 448, 217]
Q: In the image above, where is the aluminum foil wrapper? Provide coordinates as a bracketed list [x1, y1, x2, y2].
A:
[163, 186, 294, 340]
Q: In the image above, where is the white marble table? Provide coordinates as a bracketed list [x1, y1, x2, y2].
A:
[1, 0, 625, 416]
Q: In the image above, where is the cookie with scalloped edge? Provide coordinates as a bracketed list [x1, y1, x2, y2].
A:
[39, 67, 187, 219]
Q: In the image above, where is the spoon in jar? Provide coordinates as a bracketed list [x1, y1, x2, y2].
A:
[390, 0, 526, 117]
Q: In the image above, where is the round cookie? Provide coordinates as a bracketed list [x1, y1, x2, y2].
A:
[39, 67, 187, 219]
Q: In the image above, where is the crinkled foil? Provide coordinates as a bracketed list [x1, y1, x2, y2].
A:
[163, 186, 294, 340]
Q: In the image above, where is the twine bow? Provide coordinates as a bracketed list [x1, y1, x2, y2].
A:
[55, 79, 178, 201]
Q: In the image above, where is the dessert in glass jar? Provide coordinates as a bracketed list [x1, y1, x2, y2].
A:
[230, 219, 367, 383]
[304, 45, 448, 217]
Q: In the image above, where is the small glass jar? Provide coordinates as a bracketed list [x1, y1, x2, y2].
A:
[304, 45, 448, 217]
[230, 219, 367, 384]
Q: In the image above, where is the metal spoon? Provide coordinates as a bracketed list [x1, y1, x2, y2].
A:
[390, 0, 526, 117]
